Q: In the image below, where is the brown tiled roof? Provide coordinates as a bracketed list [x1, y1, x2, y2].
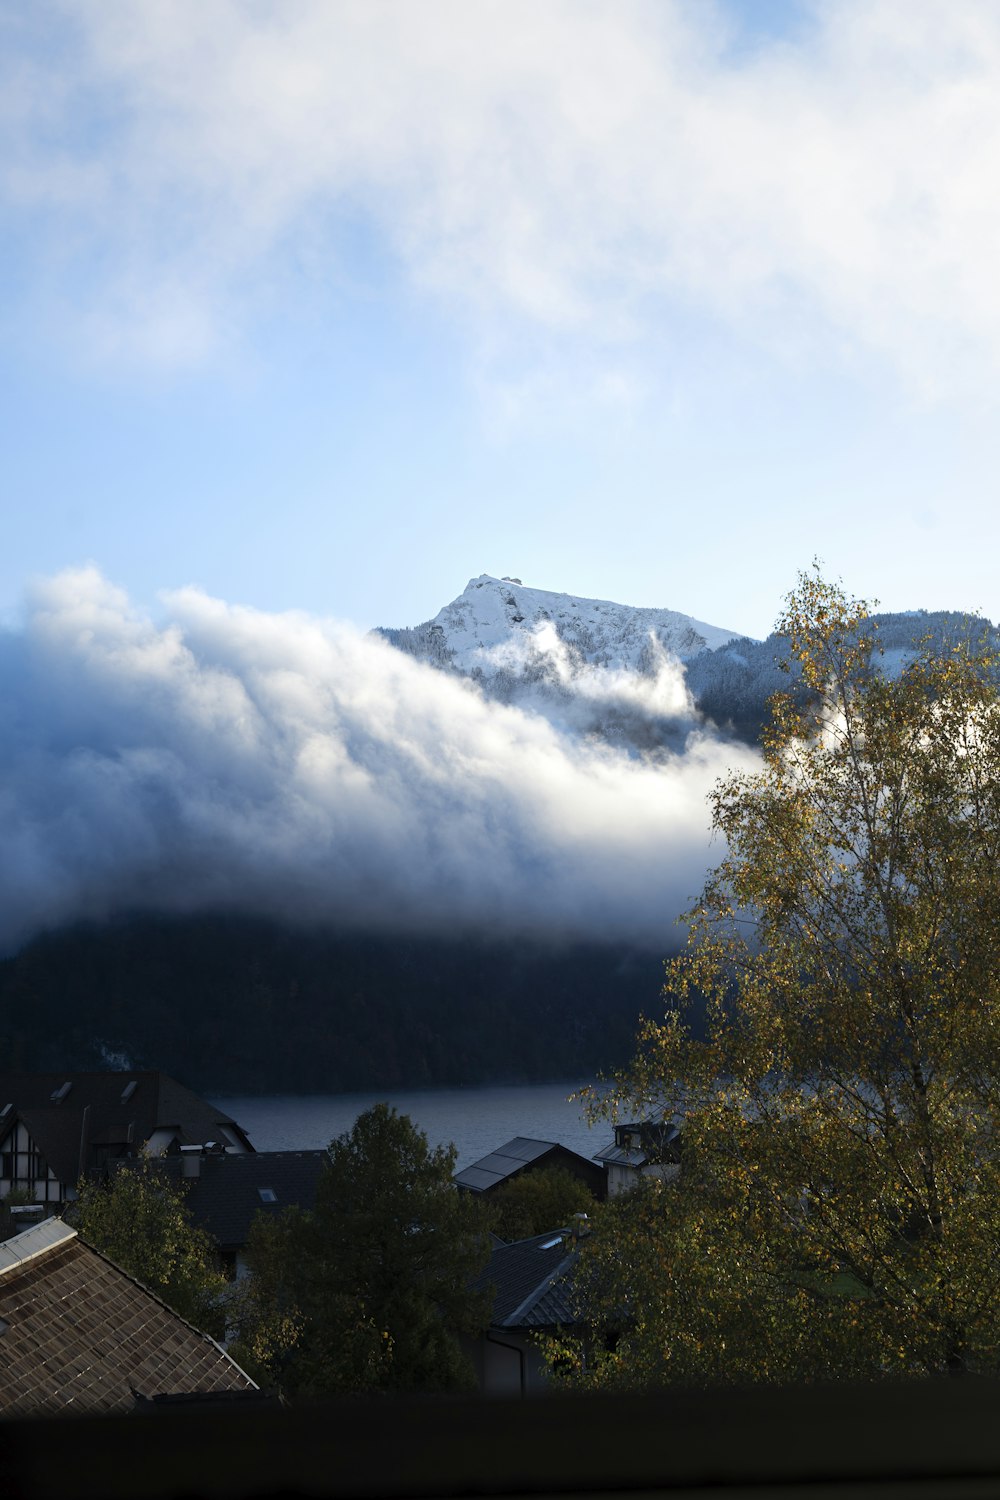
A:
[0, 1220, 256, 1417]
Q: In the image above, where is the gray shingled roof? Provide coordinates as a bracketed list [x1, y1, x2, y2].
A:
[474, 1229, 582, 1330]
[0, 1219, 257, 1416]
[137, 1151, 328, 1250]
[591, 1143, 648, 1167]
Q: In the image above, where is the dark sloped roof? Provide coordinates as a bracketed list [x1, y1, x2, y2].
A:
[16, 1106, 93, 1185]
[0, 1219, 257, 1416]
[525, 1271, 578, 1329]
[591, 1143, 648, 1167]
[0, 1072, 254, 1186]
[593, 1121, 682, 1168]
[454, 1137, 602, 1195]
[138, 1151, 328, 1250]
[474, 1229, 581, 1329]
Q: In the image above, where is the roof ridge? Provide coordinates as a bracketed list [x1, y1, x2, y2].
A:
[0, 1216, 77, 1277]
[502, 1248, 576, 1328]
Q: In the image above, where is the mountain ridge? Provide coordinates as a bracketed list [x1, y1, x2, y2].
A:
[378, 572, 746, 677]
[377, 575, 1000, 749]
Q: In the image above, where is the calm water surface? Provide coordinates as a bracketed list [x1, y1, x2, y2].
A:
[213, 1081, 611, 1171]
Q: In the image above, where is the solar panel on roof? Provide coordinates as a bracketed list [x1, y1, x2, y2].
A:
[454, 1167, 506, 1191]
[499, 1139, 555, 1162]
[470, 1153, 522, 1174]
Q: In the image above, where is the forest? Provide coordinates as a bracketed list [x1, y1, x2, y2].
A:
[0, 914, 667, 1093]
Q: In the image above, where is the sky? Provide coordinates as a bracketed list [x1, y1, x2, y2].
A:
[2, 0, 1000, 954]
[4, 0, 1000, 640]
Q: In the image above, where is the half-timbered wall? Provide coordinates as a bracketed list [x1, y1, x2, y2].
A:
[0, 1120, 63, 1203]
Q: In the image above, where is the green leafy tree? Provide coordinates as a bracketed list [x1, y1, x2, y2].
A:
[487, 1166, 595, 1242]
[74, 1156, 228, 1336]
[551, 571, 1000, 1389]
[231, 1104, 491, 1396]
[227, 1208, 388, 1393]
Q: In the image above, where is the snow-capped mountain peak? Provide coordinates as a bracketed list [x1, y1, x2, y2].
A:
[379, 579, 1000, 754]
[407, 573, 744, 677]
[375, 575, 749, 754]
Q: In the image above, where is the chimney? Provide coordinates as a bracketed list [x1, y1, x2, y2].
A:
[180, 1146, 203, 1179]
[77, 1105, 90, 1181]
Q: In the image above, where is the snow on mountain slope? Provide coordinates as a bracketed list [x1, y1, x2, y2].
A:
[378, 579, 1000, 752]
[381, 574, 744, 676]
[377, 575, 748, 755]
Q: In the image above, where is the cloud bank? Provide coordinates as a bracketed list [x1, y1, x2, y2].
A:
[0, 569, 758, 955]
[475, 620, 701, 752]
[6, 1, 1000, 391]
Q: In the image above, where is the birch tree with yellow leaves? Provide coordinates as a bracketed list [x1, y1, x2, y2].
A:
[550, 571, 1000, 1387]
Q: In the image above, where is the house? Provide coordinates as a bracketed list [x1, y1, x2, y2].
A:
[0, 1217, 258, 1416]
[466, 1221, 588, 1396]
[0, 1071, 254, 1208]
[592, 1121, 681, 1197]
[454, 1137, 606, 1201]
[133, 1148, 328, 1278]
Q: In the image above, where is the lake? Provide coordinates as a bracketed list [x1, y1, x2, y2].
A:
[213, 1080, 612, 1171]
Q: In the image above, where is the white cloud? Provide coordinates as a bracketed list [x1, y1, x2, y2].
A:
[5, 0, 1000, 390]
[0, 568, 757, 953]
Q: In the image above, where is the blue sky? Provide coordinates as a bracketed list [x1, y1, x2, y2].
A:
[4, 0, 1000, 640]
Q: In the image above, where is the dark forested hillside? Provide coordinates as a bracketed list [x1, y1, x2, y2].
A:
[0, 914, 669, 1093]
[685, 609, 1000, 744]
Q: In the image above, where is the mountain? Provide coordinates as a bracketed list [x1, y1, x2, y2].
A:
[379, 578, 1000, 748]
[0, 914, 667, 1094]
[378, 573, 743, 674]
[7, 577, 995, 1095]
[377, 574, 750, 751]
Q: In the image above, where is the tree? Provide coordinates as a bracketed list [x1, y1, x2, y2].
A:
[74, 1156, 228, 1336]
[550, 570, 1000, 1388]
[227, 1206, 389, 1394]
[486, 1166, 595, 1242]
[230, 1104, 491, 1396]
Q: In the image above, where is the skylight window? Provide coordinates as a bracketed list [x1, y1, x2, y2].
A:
[120, 1081, 137, 1104]
[258, 1188, 277, 1203]
[50, 1082, 72, 1103]
[539, 1237, 563, 1250]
